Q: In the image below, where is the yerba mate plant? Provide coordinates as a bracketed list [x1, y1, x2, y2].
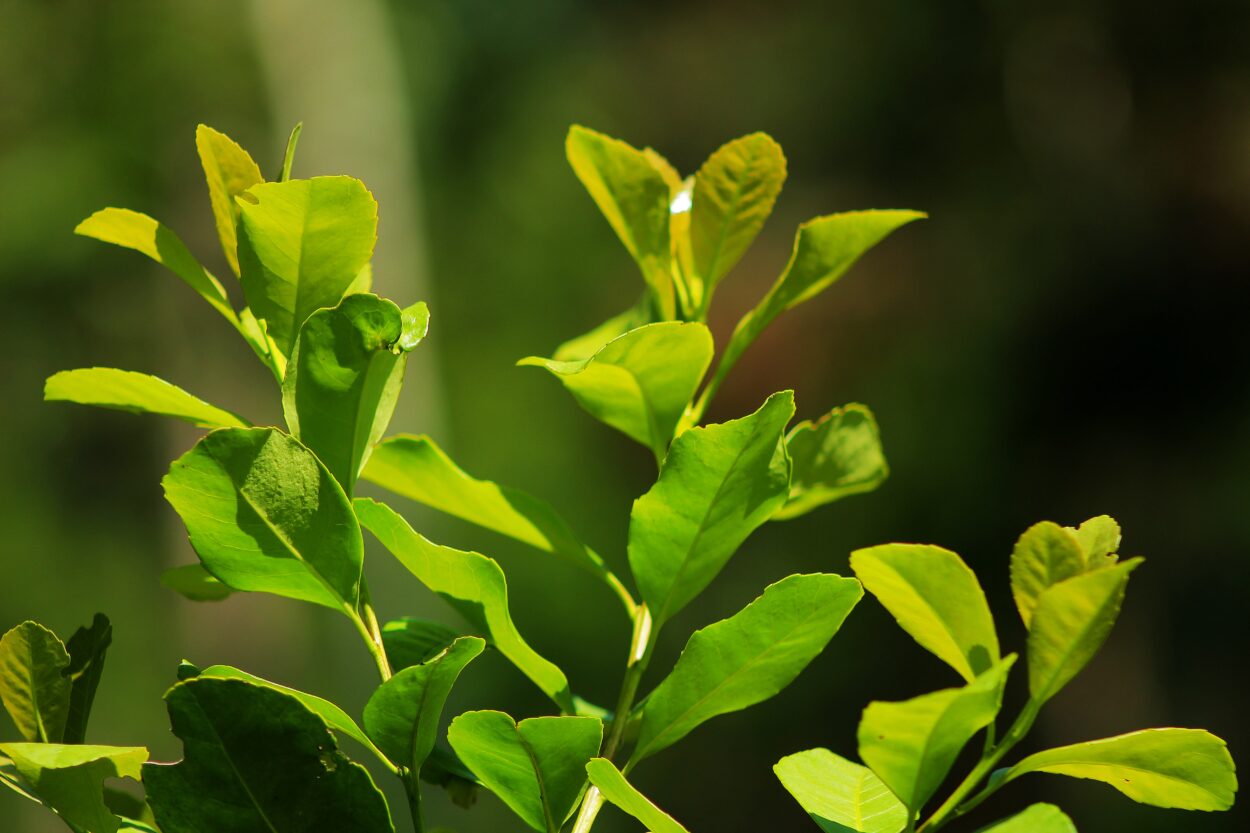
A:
[775, 517, 1238, 832]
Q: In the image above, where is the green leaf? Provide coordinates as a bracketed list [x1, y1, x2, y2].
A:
[0, 621, 71, 743]
[1010, 522, 1085, 629]
[237, 175, 379, 356]
[283, 293, 421, 494]
[75, 208, 235, 321]
[447, 710, 602, 833]
[381, 618, 463, 671]
[45, 368, 249, 429]
[193, 664, 388, 767]
[552, 298, 652, 362]
[566, 126, 675, 317]
[851, 543, 999, 682]
[364, 637, 485, 772]
[1071, 515, 1121, 570]
[519, 322, 713, 460]
[355, 498, 572, 711]
[61, 614, 112, 745]
[0, 743, 147, 833]
[584, 758, 690, 833]
[279, 122, 303, 182]
[362, 434, 614, 588]
[160, 563, 233, 602]
[689, 132, 786, 292]
[162, 427, 364, 612]
[144, 677, 394, 832]
[858, 657, 1016, 813]
[1027, 559, 1141, 704]
[632, 573, 861, 763]
[629, 390, 795, 626]
[720, 211, 924, 375]
[1005, 728, 1236, 811]
[196, 124, 265, 276]
[975, 804, 1076, 833]
[775, 404, 888, 520]
[773, 748, 908, 833]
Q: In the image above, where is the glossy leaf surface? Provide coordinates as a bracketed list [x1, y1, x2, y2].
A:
[520, 322, 713, 459]
[1010, 522, 1085, 628]
[145, 678, 393, 832]
[355, 498, 572, 711]
[0, 743, 146, 833]
[633, 573, 861, 762]
[858, 657, 1015, 813]
[851, 543, 999, 682]
[363, 637, 485, 771]
[0, 621, 70, 743]
[237, 175, 378, 355]
[1006, 728, 1236, 811]
[586, 758, 690, 833]
[61, 614, 112, 745]
[448, 710, 602, 832]
[629, 391, 795, 626]
[1027, 559, 1140, 704]
[283, 293, 418, 493]
[45, 368, 248, 429]
[776, 404, 887, 520]
[774, 748, 907, 833]
[196, 124, 264, 275]
[162, 427, 363, 612]
[976, 804, 1076, 833]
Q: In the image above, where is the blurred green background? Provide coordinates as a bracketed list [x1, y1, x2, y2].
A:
[2, 0, 1248, 831]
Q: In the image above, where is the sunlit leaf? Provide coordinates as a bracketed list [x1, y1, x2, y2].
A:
[61, 613, 112, 745]
[585, 758, 690, 833]
[162, 427, 364, 612]
[196, 124, 264, 276]
[858, 657, 1015, 813]
[633, 573, 861, 763]
[0, 743, 147, 833]
[851, 543, 999, 682]
[0, 621, 70, 743]
[775, 404, 888, 520]
[45, 368, 248, 429]
[774, 748, 907, 833]
[629, 391, 795, 626]
[1071, 515, 1121, 571]
[448, 710, 602, 832]
[975, 804, 1076, 833]
[520, 322, 713, 460]
[1010, 522, 1084, 629]
[355, 498, 572, 712]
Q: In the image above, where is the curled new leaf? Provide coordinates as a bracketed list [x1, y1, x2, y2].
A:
[774, 748, 907, 833]
[62, 613, 112, 745]
[0, 621, 70, 743]
[196, 124, 264, 276]
[1009, 521, 1084, 629]
[775, 404, 888, 520]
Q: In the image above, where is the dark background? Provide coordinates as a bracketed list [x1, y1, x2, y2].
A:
[2, 1, 1247, 831]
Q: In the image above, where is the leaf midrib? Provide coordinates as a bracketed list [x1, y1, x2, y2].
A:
[699, 140, 762, 284]
[187, 687, 280, 833]
[1020, 759, 1223, 801]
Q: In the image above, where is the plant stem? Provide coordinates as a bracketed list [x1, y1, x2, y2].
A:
[354, 578, 393, 681]
[917, 699, 1041, 832]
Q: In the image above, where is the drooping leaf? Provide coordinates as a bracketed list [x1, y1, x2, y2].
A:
[719, 211, 924, 375]
[584, 758, 690, 833]
[633, 573, 861, 763]
[629, 390, 795, 626]
[858, 657, 1015, 813]
[0, 743, 147, 833]
[851, 543, 999, 682]
[355, 498, 572, 711]
[75, 208, 235, 321]
[196, 124, 264, 276]
[1005, 728, 1236, 811]
[283, 293, 422, 494]
[689, 132, 786, 292]
[162, 427, 364, 612]
[774, 748, 908, 833]
[45, 368, 249, 429]
[364, 637, 485, 775]
[237, 175, 378, 355]
[381, 618, 463, 672]
[566, 126, 675, 317]
[160, 563, 233, 602]
[1071, 515, 1121, 570]
[1009, 522, 1085, 629]
[362, 435, 613, 583]
[193, 665, 388, 767]
[144, 678, 394, 832]
[61, 613, 112, 745]
[447, 710, 602, 833]
[519, 322, 713, 460]
[0, 621, 71, 743]
[975, 804, 1076, 833]
[1027, 559, 1141, 704]
[552, 299, 652, 362]
[775, 404, 888, 520]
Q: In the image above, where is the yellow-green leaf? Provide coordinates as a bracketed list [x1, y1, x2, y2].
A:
[0, 743, 147, 833]
[196, 124, 264, 276]
[585, 758, 690, 833]
[775, 404, 888, 520]
[1010, 522, 1084, 629]
[0, 622, 71, 743]
[45, 368, 248, 429]
[774, 748, 907, 833]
